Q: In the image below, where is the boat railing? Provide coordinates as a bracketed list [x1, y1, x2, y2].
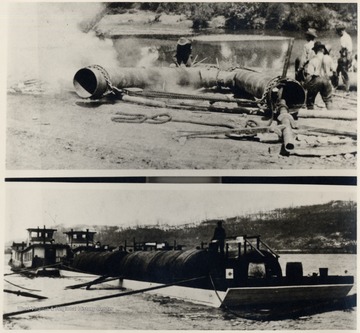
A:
[124, 239, 184, 252]
[224, 235, 279, 259]
[244, 237, 265, 257]
[258, 239, 279, 258]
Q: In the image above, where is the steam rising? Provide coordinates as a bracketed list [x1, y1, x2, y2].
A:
[7, 3, 118, 92]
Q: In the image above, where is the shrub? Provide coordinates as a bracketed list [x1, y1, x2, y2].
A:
[225, 3, 267, 30]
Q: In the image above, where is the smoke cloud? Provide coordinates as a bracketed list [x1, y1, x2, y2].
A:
[7, 3, 119, 92]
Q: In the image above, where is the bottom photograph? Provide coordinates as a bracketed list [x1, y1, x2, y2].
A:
[3, 183, 357, 330]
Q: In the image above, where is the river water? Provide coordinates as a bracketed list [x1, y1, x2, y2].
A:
[111, 31, 357, 78]
[3, 253, 356, 330]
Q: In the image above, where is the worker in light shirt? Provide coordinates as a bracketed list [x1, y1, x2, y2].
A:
[295, 28, 317, 83]
[336, 24, 353, 93]
[304, 42, 334, 110]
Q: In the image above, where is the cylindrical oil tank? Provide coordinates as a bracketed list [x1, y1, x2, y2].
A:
[117, 249, 222, 284]
[171, 249, 219, 280]
[72, 251, 128, 276]
[144, 250, 184, 283]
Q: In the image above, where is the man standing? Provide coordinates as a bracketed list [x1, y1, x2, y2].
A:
[212, 221, 226, 255]
[295, 28, 317, 83]
[304, 42, 334, 110]
[173, 37, 192, 67]
[336, 24, 353, 93]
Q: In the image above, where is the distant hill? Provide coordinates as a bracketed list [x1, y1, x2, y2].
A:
[51, 200, 356, 254]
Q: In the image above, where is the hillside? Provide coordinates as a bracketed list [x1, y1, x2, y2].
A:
[50, 200, 356, 254]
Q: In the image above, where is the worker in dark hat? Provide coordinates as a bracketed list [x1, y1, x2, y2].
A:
[295, 28, 317, 83]
[173, 37, 192, 67]
[335, 24, 353, 93]
[303, 41, 334, 110]
[211, 221, 226, 255]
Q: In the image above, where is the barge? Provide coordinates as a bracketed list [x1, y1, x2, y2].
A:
[70, 235, 354, 309]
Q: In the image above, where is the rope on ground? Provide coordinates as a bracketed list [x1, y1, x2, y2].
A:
[4, 279, 42, 292]
[112, 112, 236, 129]
[112, 112, 171, 124]
[3, 276, 206, 319]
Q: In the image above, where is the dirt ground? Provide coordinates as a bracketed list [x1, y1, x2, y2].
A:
[6, 89, 357, 171]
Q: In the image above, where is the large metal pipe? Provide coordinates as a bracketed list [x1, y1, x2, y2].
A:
[73, 65, 204, 99]
[74, 65, 305, 111]
[276, 99, 295, 151]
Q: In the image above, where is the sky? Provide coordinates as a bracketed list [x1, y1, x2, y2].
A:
[4, 183, 356, 241]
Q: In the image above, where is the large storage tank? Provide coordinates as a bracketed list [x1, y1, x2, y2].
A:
[71, 249, 223, 285]
[118, 249, 222, 284]
[72, 251, 128, 276]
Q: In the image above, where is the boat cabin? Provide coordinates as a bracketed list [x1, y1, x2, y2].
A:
[64, 229, 96, 249]
[26, 227, 57, 246]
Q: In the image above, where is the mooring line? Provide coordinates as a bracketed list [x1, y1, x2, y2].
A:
[3, 276, 207, 319]
[4, 279, 42, 292]
[4, 263, 62, 276]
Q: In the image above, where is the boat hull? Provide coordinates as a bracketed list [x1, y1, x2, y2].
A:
[116, 278, 353, 309]
[222, 284, 354, 307]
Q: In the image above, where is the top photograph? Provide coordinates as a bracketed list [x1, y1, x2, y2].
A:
[5, 2, 357, 171]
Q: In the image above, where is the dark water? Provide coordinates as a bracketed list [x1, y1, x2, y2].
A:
[3, 254, 356, 330]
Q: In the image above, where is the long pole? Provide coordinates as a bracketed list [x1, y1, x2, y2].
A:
[3, 276, 206, 319]
[282, 38, 294, 79]
[4, 289, 47, 300]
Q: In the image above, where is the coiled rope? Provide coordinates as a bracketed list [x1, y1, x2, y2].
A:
[111, 112, 237, 129]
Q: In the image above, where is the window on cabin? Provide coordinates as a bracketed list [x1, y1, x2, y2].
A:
[73, 234, 77, 239]
[248, 262, 266, 278]
[82, 234, 86, 239]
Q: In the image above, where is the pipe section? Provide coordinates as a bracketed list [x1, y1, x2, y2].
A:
[74, 65, 305, 111]
[277, 99, 295, 151]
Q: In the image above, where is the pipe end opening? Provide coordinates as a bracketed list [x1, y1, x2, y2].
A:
[73, 68, 100, 99]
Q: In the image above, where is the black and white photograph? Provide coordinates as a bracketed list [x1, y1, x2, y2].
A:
[3, 183, 356, 329]
[4, 2, 357, 171]
[1, 2, 358, 331]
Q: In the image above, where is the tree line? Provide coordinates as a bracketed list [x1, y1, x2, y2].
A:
[106, 3, 357, 32]
[51, 200, 356, 254]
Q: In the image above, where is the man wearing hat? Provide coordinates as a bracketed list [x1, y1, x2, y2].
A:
[303, 41, 334, 110]
[336, 24, 353, 93]
[295, 28, 317, 82]
[173, 37, 192, 67]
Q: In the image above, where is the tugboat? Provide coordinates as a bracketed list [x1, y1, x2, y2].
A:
[70, 235, 354, 311]
[64, 229, 98, 255]
[9, 226, 69, 277]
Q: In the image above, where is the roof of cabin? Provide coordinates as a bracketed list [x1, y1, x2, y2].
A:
[27, 228, 57, 232]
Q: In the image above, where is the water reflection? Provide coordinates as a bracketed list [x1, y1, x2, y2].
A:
[111, 32, 357, 79]
[113, 35, 291, 73]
